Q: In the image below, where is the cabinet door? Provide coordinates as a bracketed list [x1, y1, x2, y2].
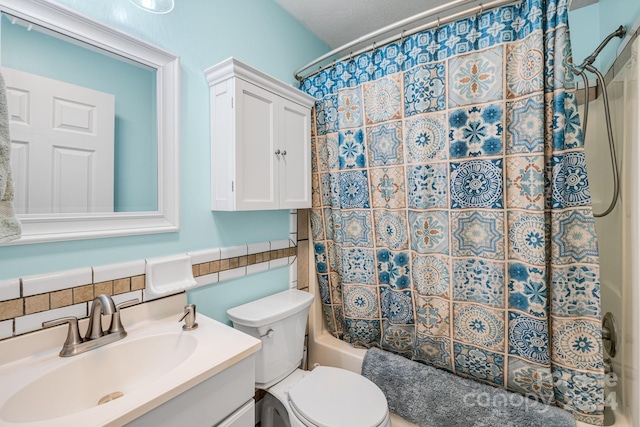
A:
[215, 399, 254, 427]
[235, 79, 279, 210]
[278, 98, 311, 209]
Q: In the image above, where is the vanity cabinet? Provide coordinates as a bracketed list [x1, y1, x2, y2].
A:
[128, 354, 255, 427]
[206, 57, 315, 211]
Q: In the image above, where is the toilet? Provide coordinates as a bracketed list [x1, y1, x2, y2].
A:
[227, 289, 392, 427]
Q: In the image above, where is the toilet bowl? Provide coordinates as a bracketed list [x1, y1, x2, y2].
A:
[263, 367, 391, 427]
[227, 289, 391, 427]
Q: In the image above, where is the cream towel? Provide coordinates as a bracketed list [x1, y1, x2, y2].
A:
[0, 70, 21, 243]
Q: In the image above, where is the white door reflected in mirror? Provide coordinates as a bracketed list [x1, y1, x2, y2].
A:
[5, 67, 115, 215]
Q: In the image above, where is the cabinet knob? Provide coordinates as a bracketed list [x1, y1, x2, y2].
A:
[275, 149, 281, 155]
[282, 150, 287, 156]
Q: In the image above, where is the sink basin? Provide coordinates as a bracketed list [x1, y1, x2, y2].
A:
[0, 295, 261, 427]
[1, 333, 197, 423]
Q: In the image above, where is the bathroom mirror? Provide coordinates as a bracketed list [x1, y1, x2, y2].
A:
[0, 0, 179, 244]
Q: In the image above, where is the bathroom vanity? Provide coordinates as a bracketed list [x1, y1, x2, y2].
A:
[128, 354, 256, 427]
[0, 294, 261, 427]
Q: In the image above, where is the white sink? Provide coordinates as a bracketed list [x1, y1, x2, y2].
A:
[0, 295, 261, 427]
[1, 333, 197, 423]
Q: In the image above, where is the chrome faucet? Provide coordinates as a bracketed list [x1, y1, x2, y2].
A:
[43, 294, 139, 357]
[85, 294, 117, 340]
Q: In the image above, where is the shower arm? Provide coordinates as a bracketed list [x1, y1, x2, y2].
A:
[574, 25, 626, 72]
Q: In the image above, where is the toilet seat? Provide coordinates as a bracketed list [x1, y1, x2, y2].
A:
[287, 366, 388, 427]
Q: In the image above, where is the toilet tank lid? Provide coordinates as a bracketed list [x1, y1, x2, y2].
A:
[227, 289, 314, 327]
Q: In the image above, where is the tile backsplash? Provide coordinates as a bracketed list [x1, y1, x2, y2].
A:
[0, 210, 301, 342]
[0, 240, 297, 341]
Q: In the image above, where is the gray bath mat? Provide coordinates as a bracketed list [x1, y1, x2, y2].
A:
[361, 347, 575, 427]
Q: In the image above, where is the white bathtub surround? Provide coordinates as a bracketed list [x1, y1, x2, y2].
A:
[22, 268, 92, 297]
[624, 39, 640, 427]
[582, 35, 640, 427]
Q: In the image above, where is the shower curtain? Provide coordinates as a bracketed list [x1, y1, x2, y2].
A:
[301, 0, 604, 424]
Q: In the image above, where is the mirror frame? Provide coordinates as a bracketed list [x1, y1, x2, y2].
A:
[0, 0, 180, 244]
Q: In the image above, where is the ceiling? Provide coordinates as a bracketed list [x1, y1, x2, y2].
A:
[275, 0, 597, 50]
[274, 0, 454, 49]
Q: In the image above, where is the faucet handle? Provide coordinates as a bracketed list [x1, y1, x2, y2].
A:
[43, 316, 77, 329]
[42, 317, 83, 356]
[108, 298, 140, 336]
[116, 299, 139, 311]
[179, 304, 198, 331]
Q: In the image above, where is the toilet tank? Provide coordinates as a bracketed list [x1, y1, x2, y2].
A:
[227, 289, 314, 388]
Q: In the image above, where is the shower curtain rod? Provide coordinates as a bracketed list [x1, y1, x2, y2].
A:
[294, 0, 522, 81]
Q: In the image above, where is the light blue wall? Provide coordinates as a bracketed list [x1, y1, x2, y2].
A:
[568, 3, 602, 69]
[569, 0, 640, 72]
[0, 0, 329, 321]
[598, 0, 640, 69]
[1, 15, 158, 212]
[188, 267, 290, 325]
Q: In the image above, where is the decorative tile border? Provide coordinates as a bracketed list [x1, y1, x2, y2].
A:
[0, 239, 297, 341]
[190, 247, 297, 279]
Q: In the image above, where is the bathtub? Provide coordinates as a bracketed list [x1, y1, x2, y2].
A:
[305, 262, 634, 427]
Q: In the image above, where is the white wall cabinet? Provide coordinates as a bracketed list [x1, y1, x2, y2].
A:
[206, 57, 315, 211]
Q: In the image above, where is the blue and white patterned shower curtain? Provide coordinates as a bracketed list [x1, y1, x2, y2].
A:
[301, 0, 604, 424]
